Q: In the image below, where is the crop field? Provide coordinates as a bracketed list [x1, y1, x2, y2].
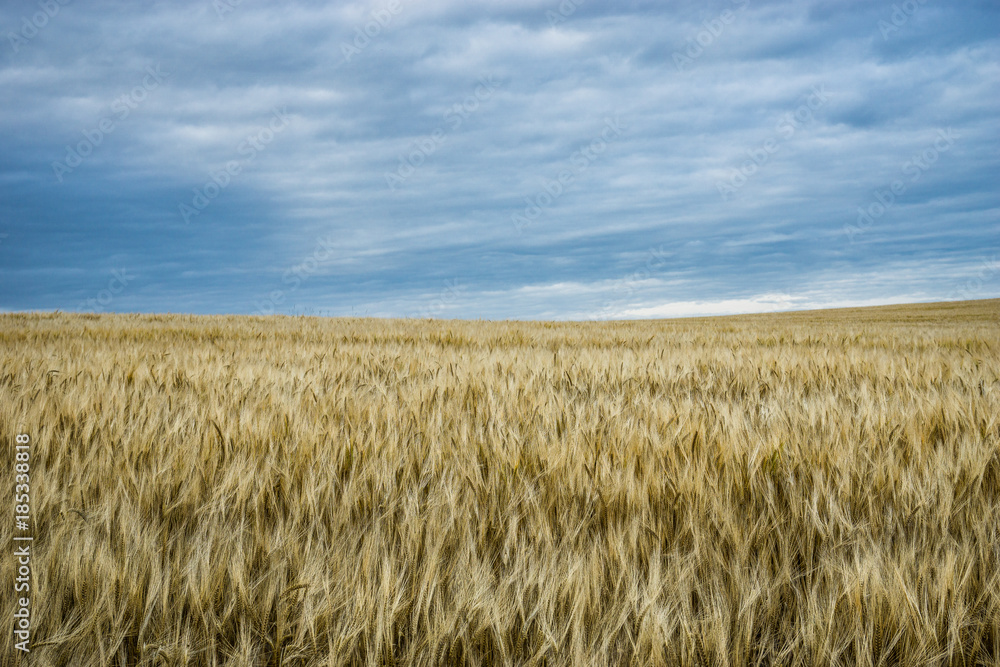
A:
[1, 299, 999, 666]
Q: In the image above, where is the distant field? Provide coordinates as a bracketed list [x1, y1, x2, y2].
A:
[1, 300, 999, 666]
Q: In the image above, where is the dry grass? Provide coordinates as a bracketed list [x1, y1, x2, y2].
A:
[1, 299, 999, 666]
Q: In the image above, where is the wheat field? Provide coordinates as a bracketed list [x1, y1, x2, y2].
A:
[1, 300, 998, 666]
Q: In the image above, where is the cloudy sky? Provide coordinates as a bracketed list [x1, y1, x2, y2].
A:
[1, 0, 998, 319]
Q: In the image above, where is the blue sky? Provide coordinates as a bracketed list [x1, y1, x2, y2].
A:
[1, 0, 998, 319]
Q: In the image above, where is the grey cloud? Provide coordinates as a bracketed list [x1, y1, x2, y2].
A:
[0, 0, 997, 318]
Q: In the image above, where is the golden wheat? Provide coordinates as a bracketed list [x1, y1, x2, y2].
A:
[1, 299, 998, 665]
